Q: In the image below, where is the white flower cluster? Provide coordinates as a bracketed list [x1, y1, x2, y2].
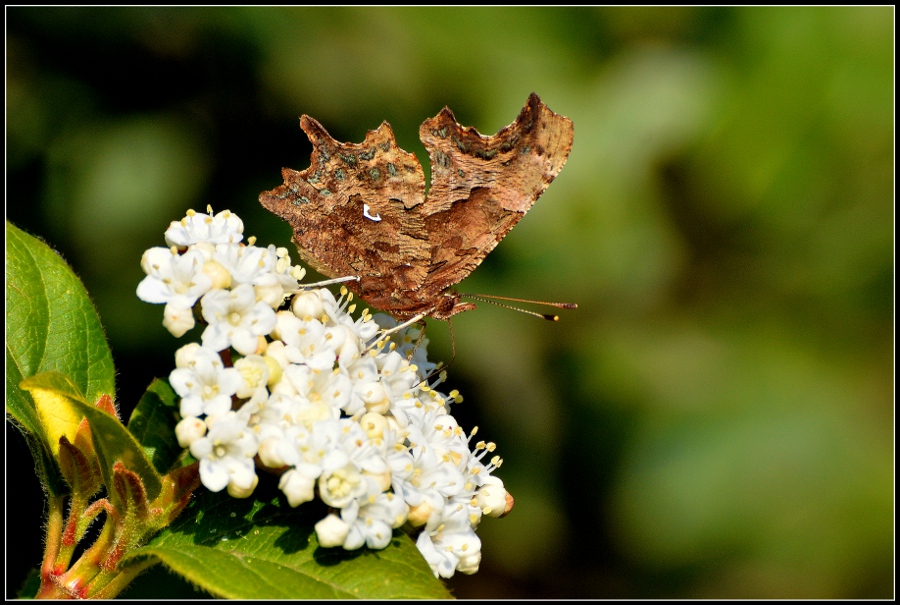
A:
[137, 208, 512, 578]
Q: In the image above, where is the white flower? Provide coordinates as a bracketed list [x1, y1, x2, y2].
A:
[190, 411, 257, 493]
[341, 492, 408, 550]
[377, 349, 418, 390]
[139, 209, 511, 578]
[417, 409, 470, 471]
[165, 208, 244, 247]
[254, 410, 302, 468]
[416, 506, 482, 578]
[169, 345, 242, 418]
[318, 462, 366, 509]
[137, 247, 213, 310]
[344, 356, 385, 414]
[276, 313, 341, 372]
[234, 354, 270, 405]
[391, 437, 465, 524]
[282, 364, 348, 421]
[200, 284, 277, 355]
[214, 243, 297, 306]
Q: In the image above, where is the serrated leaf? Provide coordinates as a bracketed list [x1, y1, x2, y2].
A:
[128, 379, 184, 474]
[6, 221, 116, 495]
[124, 490, 452, 599]
[21, 371, 163, 502]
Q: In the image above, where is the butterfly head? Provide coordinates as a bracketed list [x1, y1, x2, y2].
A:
[431, 292, 477, 321]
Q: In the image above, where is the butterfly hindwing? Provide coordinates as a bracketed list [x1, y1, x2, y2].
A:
[260, 93, 574, 319]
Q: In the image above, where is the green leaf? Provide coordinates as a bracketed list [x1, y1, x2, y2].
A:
[124, 490, 452, 599]
[6, 221, 116, 427]
[16, 568, 41, 599]
[118, 563, 213, 599]
[21, 371, 163, 503]
[6, 221, 116, 494]
[128, 379, 184, 474]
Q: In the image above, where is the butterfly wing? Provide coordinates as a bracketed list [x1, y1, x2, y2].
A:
[417, 93, 574, 300]
[259, 116, 434, 315]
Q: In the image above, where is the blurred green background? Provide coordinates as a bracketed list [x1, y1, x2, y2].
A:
[6, 7, 893, 599]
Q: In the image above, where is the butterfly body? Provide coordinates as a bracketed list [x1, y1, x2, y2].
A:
[260, 93, 574, 320]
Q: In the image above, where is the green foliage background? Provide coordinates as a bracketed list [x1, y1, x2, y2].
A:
[6, 7, 892, 598]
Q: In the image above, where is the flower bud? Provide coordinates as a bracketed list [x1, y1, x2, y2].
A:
[175, 417, 207, 447]
[255, 281, 284, 309]
[363, 469, 393, 493]
[257, 437, 289, 469]
[227, 474, 258, 499]
[163, 303, 196, 337]
[360, 382, 390, 414]
[279, 468, 317, 508]
[315, 514, 350, 548]
[457, 549, 482, 575]
[291, 291, 324, 321]
[359, 412, 388, 440]
[476, 477, 511, 518]
[263, 353, 283, 387]
[201, 259, 232, 290]
[407, 500, 434, 527]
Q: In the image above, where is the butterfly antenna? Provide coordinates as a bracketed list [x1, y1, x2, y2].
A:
[459, 293, 577, 321]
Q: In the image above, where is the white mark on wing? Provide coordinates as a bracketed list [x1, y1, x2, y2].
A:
[363, 203, 382, 222]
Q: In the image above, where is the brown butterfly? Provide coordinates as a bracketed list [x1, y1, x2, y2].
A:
[259, 93, 574, 321]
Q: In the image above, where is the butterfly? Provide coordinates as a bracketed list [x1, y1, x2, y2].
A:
[259, 93, 574, 321]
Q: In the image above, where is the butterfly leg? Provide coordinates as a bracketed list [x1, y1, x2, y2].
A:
[295, 275, 360, 291]
[363, 312, 428, 354]
[413, 318, 458, 387]
[404, 318, 429, 363]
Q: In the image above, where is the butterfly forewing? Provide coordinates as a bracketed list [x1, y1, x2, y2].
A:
[259, 116, 433, 312]
[260, 93, 574, 319]
[418, 93, 574, 299]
